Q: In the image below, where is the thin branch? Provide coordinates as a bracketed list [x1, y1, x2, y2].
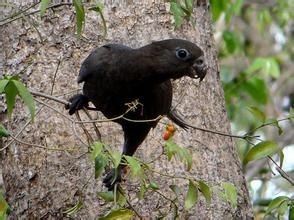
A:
[268, 156, 294, 186]
[30, 90, 257, 139]
[19, 10, 43, 42]
[117, 186, 142, 218]
[153, 189, 178, 208]
[7, 134, 76, 152]
[0, 2, 39, 23]
[1, 107, 44, 152]
[248, 116, 294, 134]
[82, 108, 102, 141]
[31, 90, 69, 105]
[34, 98, 73, 121]
[180, 121, 259, 139]
[75, 111, 94, 146]
[50, 59, 61, 95]
[122, 115, 163, 123]
[31, 90, 294, 141]
[0, 2, 73, 26]
[72, 121, 89, 148]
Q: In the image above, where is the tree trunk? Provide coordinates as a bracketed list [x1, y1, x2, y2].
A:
[0, 0, 253, 219]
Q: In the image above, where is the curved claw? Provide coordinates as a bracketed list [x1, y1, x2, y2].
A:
[103, 168, 123, 191]
[65, 94, 89, 115]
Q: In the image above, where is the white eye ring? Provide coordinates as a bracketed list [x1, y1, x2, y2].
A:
[176, 48, 190, 60]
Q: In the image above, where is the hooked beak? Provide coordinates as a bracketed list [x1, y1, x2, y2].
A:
[191, 55, 207, 82]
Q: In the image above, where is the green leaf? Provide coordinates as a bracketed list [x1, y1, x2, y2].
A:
[170, 184, 181, 197]
[210, 0, 227, 21]
[73, 0, 85, 37]
[88, 1, 107, 38]
[223, 31, 239, 54]
[0, 124, 9, 138]
[0, 192, 10, 219]
[221, 182, 238, 208]
[165, 140, 192, 170]
[95, 154, 107, 178]
[40, 0, 49, 16]
[149, 181, 159, 190]
[257, 9, 272, 31]
[99, 208, 134, 220]
[165, 139, 176, 161]
[289, 108, 294, 123]
[267, 118, 283, 135]
[278, 200, 288, 218]
[243, 141, 279, 165]
[278, 150, 284, 168]
[185, 0, 193, 12]
[246, 57, 280, 78]
[184, 180, 198, 210]
[0, 80, 9, 93]
[170, 2, 184, 29]
[111, 151, 121, 168]
[266, 58, 280, 78]
[242, 78, 268, 105]
[63, 200, 82, 216]
[124, 155, 143, 178]
[198, 181, 211, 204]
[248, 106, 266, 123]
[223, 0, 243, 24]
[12, 80, 35, 121]
[90, 142, 104, 160]
[138, 181, 146, 200]
[265, 196, 289, 215]
[246, 58, 266, 74]
[180, 147, 193, 171]
[97, 191, 114, 202]
[116, 190, 127, 207]
[231, 0, 244, 15]
[4, 81, 18, 118]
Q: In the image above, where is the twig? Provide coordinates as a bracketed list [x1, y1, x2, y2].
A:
[8, 134, 76, 152]
[19, 10, 43, 42]
[72, 121, 89, 148]
[249, 116, 294, 134]
[117, 186, 142, 218]
[122, 115, 163, 123]
[180, 121, 259, 139]
[145, 147, 165, 164]
[0, 2, 73, 26]
[50, 59, 61, 95]
[75, 111, 94, 146]
[34, 98, 73, 121]
[32, 90, 294, 142]
[54, 88, 81, 97]
[31, 90, 69, 105]
[268, 156, 294, 186]
[0, 107, 44, 152]
[0, 2, 39, 22]
[30, 90, 261, 139]
[82, 108, 102, 141]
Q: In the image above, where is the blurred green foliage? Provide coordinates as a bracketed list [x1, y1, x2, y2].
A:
[210, 0, 294, 218]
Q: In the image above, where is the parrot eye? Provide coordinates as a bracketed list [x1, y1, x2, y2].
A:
[176, 48, 190, 60]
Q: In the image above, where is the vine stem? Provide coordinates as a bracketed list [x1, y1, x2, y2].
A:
[29, 90, 263, 140]
[268, 156, 294, 186]
[0, 2, 73, 26]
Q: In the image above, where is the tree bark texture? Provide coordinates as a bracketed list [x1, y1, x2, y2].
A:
[0, 0, 253, 219]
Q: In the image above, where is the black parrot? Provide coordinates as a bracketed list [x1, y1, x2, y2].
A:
[66, 39, 207, 189]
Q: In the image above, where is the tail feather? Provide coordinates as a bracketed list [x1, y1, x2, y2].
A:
[167, 110, 190, 130]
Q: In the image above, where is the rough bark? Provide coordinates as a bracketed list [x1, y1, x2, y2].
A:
[0, 0, 253, 219]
